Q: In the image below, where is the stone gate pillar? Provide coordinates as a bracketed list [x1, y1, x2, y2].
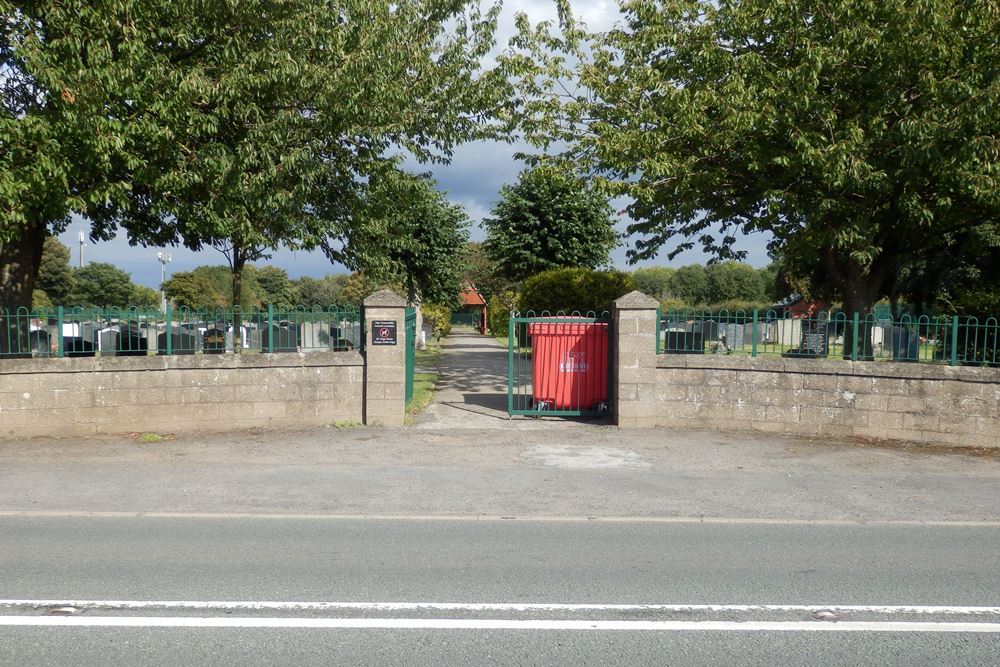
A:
[612, 291, 660, 427]
[363, 289, 408, 426]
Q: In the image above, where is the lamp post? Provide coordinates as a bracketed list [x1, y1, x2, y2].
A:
[77, 231, 86, 268]
[156, 252, 172, 312]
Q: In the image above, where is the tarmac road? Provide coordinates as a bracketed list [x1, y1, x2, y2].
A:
[1, 516, 999, 665]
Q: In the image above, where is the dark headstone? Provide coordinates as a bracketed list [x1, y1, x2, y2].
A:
[261, 324, 299, 353]
[157, 330, 196, 355]
[664, 330, 705, 354]
[29, 330, 50, 357]
[63, 337, 96, 357]
[117, 324, 148, 356]
[202, 327, 227, 354]
[782, 315, 829, 358]
[695, 320, 719, 343]
[890, 325, 921, 362]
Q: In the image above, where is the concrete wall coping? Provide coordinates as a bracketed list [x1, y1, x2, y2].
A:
[655, 353, 1000, 383]
[363, 289, 407, 308]
[614, 290, 660, 310]
[0, 351, 363, 375]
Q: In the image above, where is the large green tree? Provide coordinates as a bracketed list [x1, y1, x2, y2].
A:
[344, 171, 469, 306]
[507, 0, 1000, 321]
[295, 274, 350, 307]
[2, 0, 511, 349]
[483, 167, 619, 282]
[68, 263, 139, 308]
[34, 235, 74, 304]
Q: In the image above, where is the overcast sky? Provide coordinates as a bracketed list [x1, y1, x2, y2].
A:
[57, 0, 771, 289]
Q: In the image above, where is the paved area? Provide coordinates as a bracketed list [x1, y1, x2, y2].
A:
[413, 327, 605, 429]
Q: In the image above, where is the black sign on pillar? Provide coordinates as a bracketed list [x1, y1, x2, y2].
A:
[372, 320, 398, 346]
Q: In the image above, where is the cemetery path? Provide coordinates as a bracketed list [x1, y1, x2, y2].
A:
[412, 327, 604, 430]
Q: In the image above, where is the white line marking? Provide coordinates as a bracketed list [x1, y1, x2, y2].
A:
[1, 510, 1000, 527]
[2, 601, 999, 615]
[1, 617, 999, 632]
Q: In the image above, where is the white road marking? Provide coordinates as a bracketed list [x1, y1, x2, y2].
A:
[2, 510, 1000, 527]
[1, 616, 999, 632]
[1, 600, 999, 615]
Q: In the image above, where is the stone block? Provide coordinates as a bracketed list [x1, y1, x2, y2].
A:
[656, 384, 688, 402]
[886, 395, 929, 414]
[900, 412, 940, 432]
[765, 404, 800, 423]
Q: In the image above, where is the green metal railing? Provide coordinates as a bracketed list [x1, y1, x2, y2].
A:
[404, 306, 417, 405]
[657, 308, 1000, 367]
[508, 311, 611, 417]
[0, 305, 361, 358]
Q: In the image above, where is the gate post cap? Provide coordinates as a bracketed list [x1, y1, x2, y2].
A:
[364, 289, 407, 307]
[614, 291, 660, 310]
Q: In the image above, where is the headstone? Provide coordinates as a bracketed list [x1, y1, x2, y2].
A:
[202, 327, 227, 354]
[117, 324, 148, 356]
[783, 314, 829, 358]
[695, 320, 720, 343]
[63, 336, 96, 357]
[98, 328, 118, 356]
[722, 323, 745, 350]
[890, 325, 920, 362]
[29, 330, 50, 357]
[157, 328, 196, 355]
[260, 324, 299, 353]
[663, 330, 705, 354]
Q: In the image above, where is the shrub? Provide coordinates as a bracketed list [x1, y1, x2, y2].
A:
[517, 268, 635, 315]
[487, 291, 517, 337]
[420, 303, 452, 338]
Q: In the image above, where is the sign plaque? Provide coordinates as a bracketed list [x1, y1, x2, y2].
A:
[372, 320, 398, 346]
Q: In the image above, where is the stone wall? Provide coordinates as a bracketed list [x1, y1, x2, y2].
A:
[655, 355, 1000, 448]
[0, 351, 363, 438]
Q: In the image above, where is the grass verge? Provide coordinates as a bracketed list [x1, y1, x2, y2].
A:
[406, 338, 444, 424]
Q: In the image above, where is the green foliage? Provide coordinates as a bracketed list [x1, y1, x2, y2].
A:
[163, 272, 225, 310]
[460, 242, 508, 304]
[3, 0, 513, 312]
[68, 263, 138, 308]
[632, 267, 675, 300]
[31, 289, 52, 310]
[421, 303, 453, 338]
[487, 291, 517, 337]
[518, 268, 634, 315]
[35, 237, 74, 304]
[130, 285, 160, 309]
[483, 167, 619, 282]
[705, 262, 767, 305]
[295, 274, 350, 307]
[507, 0, 1000, 315]
[668, 265, 709, 305]
[347, 171, 469, 306]
[255, 266, 301, 307]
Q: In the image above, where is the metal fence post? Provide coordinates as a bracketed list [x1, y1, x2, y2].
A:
[851, 312, 860, 361]
[656, 307, 661, 354]
[507, 314, 515, 416]
[950, 315, 959, 366]
[165, 305, 172, 356]
[56, 306, 64, 358]
[267, 304, 275, 353]
[751, 309, 758, 358]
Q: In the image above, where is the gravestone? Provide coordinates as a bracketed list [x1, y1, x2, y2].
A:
[695, 320, 720, 344]
[722, 323, 746, 350]
[890, 325, 921, 362]
[98, 328, 118, 356]
[117, 324, 148, 356]
[782, 314, 829, 358]
[63, 337, 96, 357]
[29, 330, 50, 357]
[260, 323, 299, 353]
[202, 327, 227, 354]
[663, 328, 705, 354]
[157, 328, 196, 355]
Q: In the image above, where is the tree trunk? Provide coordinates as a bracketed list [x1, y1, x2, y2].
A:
[231, 246, 246, 354]
[821, 246, 888, 360]
[0, 224, 47, 357]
